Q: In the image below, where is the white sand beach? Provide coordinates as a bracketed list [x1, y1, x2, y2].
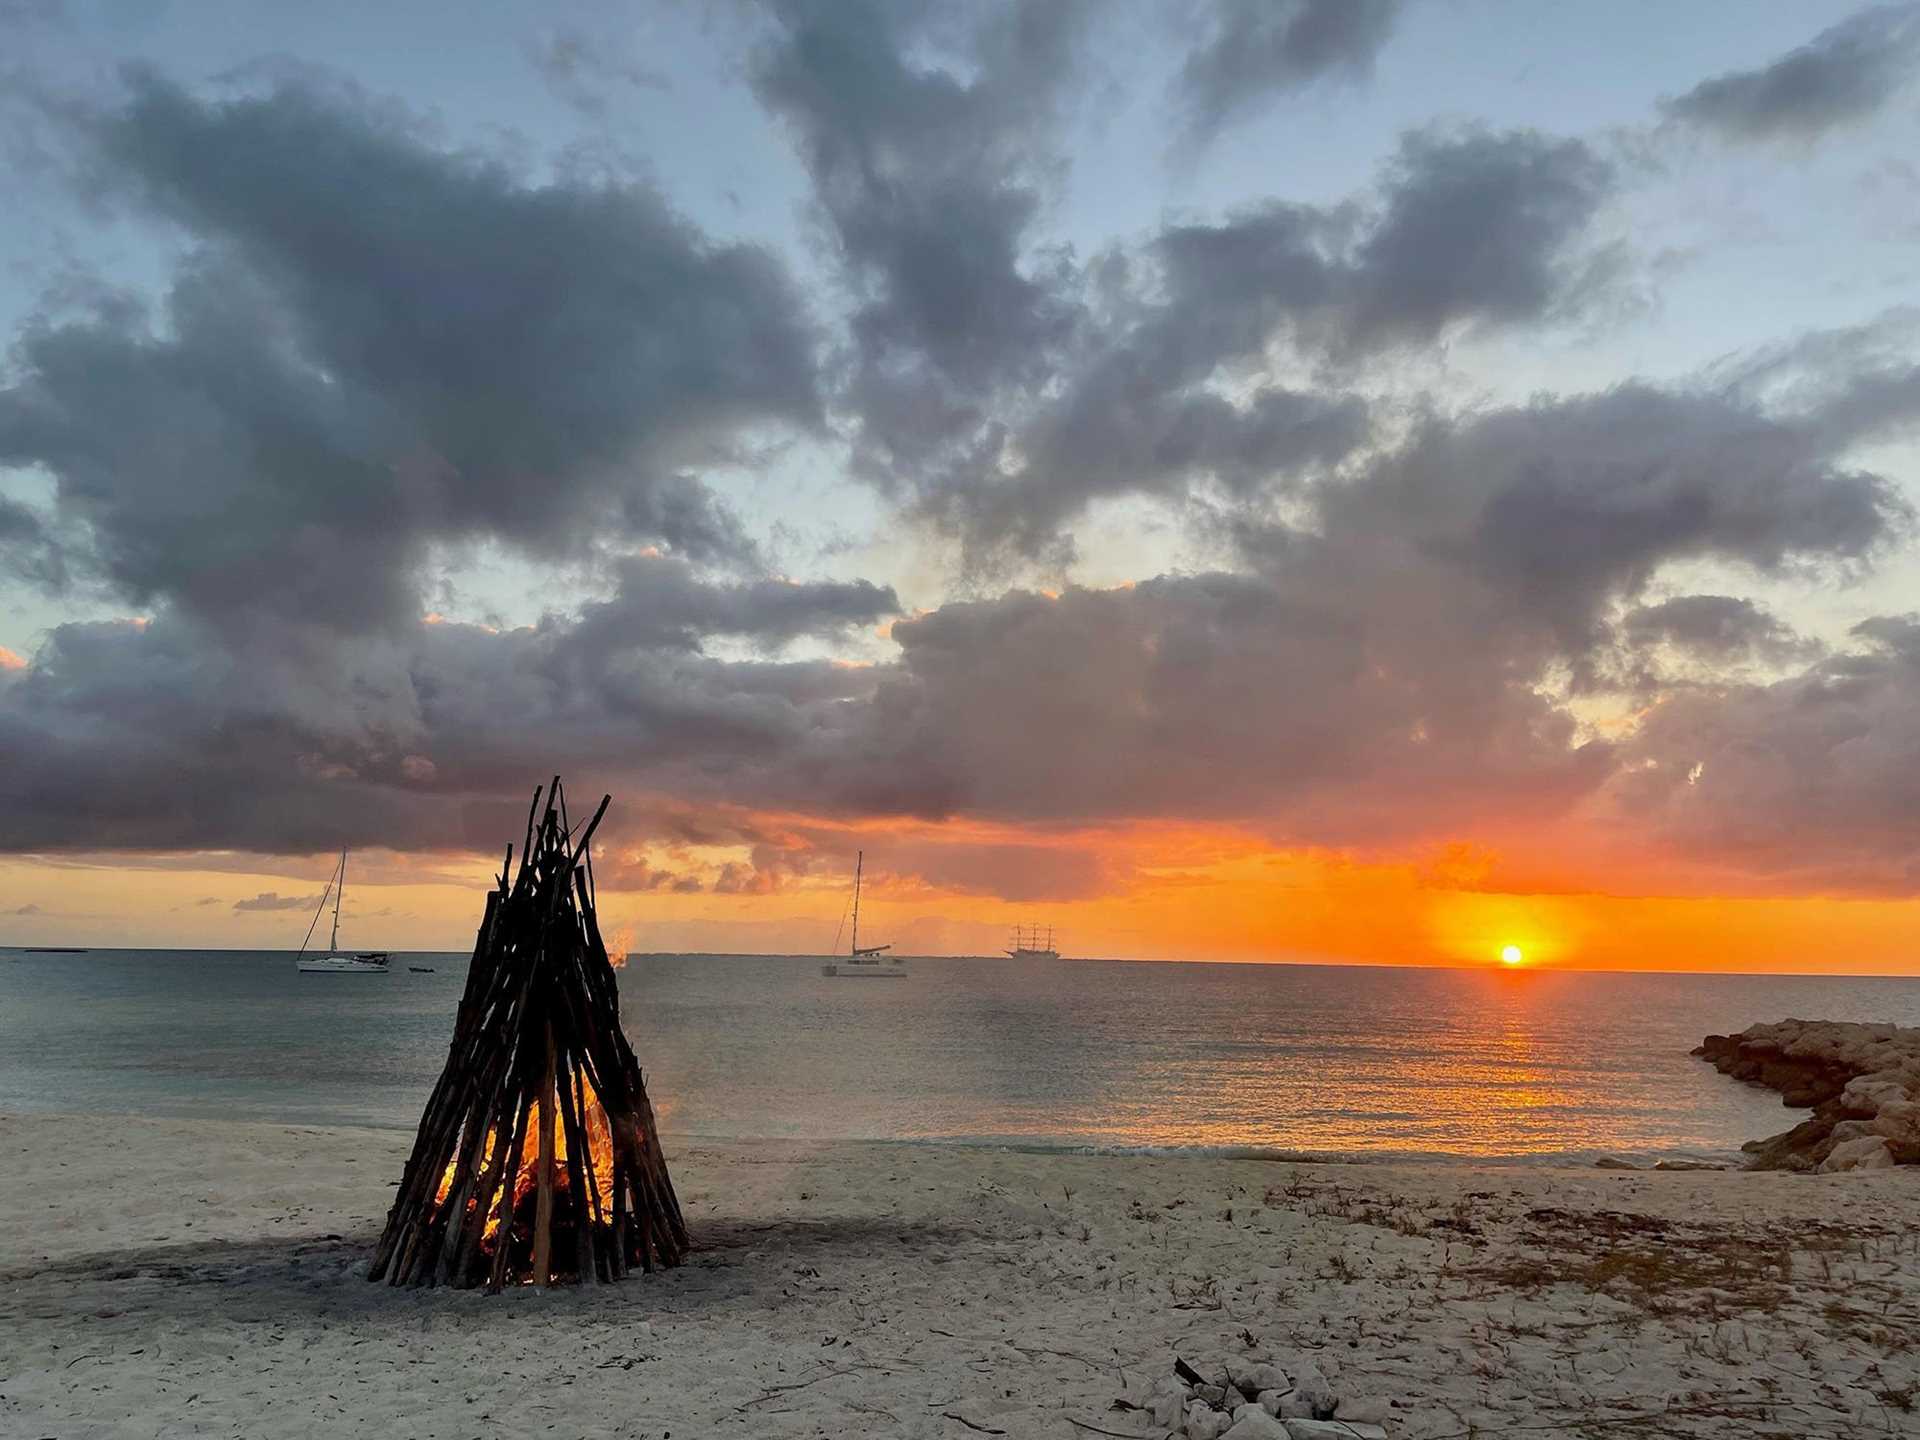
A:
[3, 1114, 1917, 1439]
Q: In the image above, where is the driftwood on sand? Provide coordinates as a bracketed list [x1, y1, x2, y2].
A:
[369, 777, 686, 1289]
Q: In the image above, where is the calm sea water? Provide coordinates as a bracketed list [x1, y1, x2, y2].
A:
[3, 949, 1916, 1164]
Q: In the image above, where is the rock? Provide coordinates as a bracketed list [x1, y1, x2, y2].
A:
[1819, 1135, 1896, 1173]
[1152, 1391, 1187, 1428]
[1593, 1156, 1638, 1170]
[1652, 1159, 1723, 1171]
[1695, 1020, 1920, 1169]
[1335, 1396, 1393, 1424]
[1186, 1400, 1232, 1440]
[1283, 1422, 1388, 1440]
[1230, 1361, 1289, 1396]
[1220, 1408, 1289, 1439]
[1276, 1393, 1315, 1419]
[1256, 1389, 1286, 1417]
[1292, 1366, 1336, 1419]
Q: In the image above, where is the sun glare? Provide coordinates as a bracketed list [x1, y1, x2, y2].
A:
[1500, 944, 1524, 966]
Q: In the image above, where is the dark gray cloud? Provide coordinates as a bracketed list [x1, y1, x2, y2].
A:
[0, 588, 880, 853]
[1662, 5, 1920, 144]
[561, 552, 897, 655]
[1615, 614, 1920, 893]
[916, 126, 1618, 561]
[1621, 595, 1812, 666]
[1340, 383, 1903, 667]
[921, 375, 1371, 563]
[750, 0, 1614, 564]
[1155, 127, 1617, 362]
[1173, 0, 1402, 149]
[805, 572, 1609, 843]
[1, 360, 1914, 892]
[0, 70, 820, 628]
[0, 493, 68, 590]
[4, 25, 1919, 907]
[750, 0, 1089, 485]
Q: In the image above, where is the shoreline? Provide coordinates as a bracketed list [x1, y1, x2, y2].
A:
[4, 1113, 1916, 1439]
[0, 1107, 1752, 1171]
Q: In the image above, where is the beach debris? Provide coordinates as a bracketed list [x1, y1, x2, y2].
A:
[368, 777, 686, 1289]
[1165, 1352, 1394, 1439]
[1695, 1020, 1920, 1170]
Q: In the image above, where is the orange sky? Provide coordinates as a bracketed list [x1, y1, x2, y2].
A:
[6, 820, 1919, 975]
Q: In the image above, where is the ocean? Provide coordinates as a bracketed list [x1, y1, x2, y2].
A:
[3, 949, 1914, 1165]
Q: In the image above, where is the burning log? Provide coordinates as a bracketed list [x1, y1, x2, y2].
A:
[369, 778, 687, 1289]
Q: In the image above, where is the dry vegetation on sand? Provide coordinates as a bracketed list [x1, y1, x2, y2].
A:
[1, 1116, 1916, 1439]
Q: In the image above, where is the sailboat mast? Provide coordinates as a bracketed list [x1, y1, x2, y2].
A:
[850, 851, 863, 957]
[330, 847, 345, 951]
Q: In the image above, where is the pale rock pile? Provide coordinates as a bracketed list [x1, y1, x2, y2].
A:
[1150, 1351, 1401, 1439]
[1695, 1019, 1920, 1171]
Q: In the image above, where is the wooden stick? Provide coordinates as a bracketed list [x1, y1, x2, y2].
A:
[531, 1021, 558, 1288]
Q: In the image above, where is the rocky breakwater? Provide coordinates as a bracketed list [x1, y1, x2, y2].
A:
[1695, 1019, 1920, 1171]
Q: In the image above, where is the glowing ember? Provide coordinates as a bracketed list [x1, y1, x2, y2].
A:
[433, 1071, 619, 1251]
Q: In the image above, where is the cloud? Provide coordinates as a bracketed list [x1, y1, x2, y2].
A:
[1172, 0, 1402, 149]
[1661, 5, 1920, 144]
[907, 124, 1619, 561]
[749, 0, 1090, 485]
[526, 24, 668, 120]
[1154, 126, 1618, 361]
[1620, 595, 1814, 667]
[1614, 614, 1920, 893]
[3, 40, 1918, 907]
[232, 890, 321, 912]
[1338, 383, 1903, 668]
[0, 348, 1907, 893]
[564, 552, 898, 655]
[0, 70, 820, 629]
[0, 495, 70, 592]
[750, 3, 1616, 565]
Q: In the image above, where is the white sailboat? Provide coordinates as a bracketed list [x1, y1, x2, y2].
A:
[821, 851, 904, 978]
[295, 848, 390, 974]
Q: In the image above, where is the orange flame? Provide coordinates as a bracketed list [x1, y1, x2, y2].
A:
[605, 926, 633, 970]
[434, 1071, 618, 1248]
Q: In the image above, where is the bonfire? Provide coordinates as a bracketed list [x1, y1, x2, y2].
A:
[369, 778, 687, 1289]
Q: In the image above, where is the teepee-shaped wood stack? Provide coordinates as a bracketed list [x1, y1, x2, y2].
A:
[370, 778, 686, 1290]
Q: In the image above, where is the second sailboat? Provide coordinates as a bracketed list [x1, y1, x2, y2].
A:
[821, 851, 905, 978]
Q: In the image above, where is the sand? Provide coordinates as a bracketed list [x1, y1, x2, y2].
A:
[3, 1115, 1918, 1439]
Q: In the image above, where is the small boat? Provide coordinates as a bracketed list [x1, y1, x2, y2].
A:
[295, 848, 389, 974]
[408, 965, 435, 973]
[1005, 923, 1060, 961]
[822, 851, 905, 978]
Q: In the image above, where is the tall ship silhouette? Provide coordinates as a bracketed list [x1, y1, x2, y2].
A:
[1004, 924, 1060, 961]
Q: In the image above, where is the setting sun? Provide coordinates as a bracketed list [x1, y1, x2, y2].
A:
[1501, 944, 1524, 966]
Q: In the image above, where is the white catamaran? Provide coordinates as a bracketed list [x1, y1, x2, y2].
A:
[295, 848, 390, 974]
[821, 851, 904, 978]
